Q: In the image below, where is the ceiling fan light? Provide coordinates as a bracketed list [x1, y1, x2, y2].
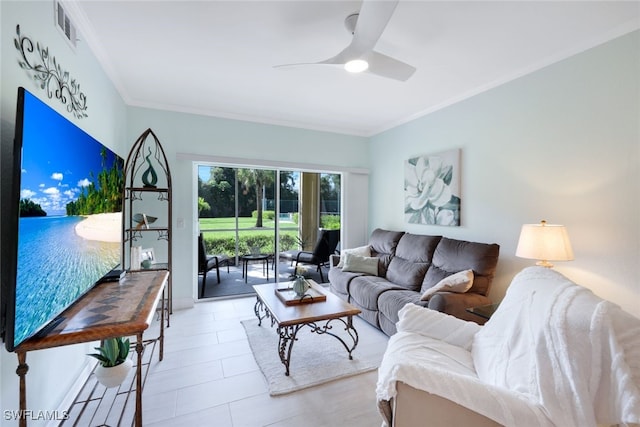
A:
[344, 59, 369, 73]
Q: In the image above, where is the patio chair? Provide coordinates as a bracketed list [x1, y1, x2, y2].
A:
[280, 229, 340, 282]
[198, 233, 230, 298]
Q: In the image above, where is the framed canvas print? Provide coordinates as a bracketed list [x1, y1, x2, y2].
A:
[405, 149, 461, 226]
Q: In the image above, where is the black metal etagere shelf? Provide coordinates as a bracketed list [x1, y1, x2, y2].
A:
[121, 128, 173, 316]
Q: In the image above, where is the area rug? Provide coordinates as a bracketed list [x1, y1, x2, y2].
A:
[241, 316, 388, 396]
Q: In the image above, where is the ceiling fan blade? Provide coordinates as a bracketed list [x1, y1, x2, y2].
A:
[316, 46, 354, 66]
[275, 51, 416, 81]
[273, 0, 416, 81]
[273, 41, 359, 68]
[276, 44, 355, 68]
[314, 0, 401, 68]
[366, 51, 416, 81]
[273, 60, 343, 69]
[310, 0, 401, 65]
[350, 0, 399, 54]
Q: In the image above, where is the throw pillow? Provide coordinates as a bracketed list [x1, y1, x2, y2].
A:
[341, 252, 379, 276]
[336, 245, 372, 268]
[420, 269, 474, 301]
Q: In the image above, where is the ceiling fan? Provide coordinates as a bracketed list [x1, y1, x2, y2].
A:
[275, 0, 416, 81]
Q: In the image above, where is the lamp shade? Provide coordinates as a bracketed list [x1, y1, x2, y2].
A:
[516, 220, 574, 268]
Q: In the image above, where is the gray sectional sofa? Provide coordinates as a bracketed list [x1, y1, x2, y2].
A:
[328, 228, 500, 336]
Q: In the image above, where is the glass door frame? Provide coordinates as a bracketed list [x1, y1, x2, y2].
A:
[197, 162, 342, 286]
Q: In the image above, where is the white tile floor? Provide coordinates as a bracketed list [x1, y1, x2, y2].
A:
[142, 296, 389, 427]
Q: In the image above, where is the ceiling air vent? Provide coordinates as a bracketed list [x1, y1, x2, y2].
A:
[54, 0, 77, 50]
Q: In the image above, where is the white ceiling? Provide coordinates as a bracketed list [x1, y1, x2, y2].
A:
[68, 1, 639, 136]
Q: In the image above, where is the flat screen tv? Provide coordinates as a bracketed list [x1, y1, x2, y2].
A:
[1, 87, 124, 352]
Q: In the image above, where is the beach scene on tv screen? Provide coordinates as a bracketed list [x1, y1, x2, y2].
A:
[15, 91, 123, 346]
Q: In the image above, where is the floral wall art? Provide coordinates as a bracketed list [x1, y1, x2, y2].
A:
[404, 149, 461, 226]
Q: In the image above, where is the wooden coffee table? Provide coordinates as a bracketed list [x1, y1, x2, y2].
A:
[252, 280, 361, 376]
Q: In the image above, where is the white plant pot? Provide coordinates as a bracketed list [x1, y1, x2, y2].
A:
[95, 359, 133, 388]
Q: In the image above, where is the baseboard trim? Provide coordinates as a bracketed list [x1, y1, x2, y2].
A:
[172, 296, 194, 310]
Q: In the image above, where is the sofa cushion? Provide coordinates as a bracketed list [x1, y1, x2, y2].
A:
[394, 233, 442, 262]
[386, 234, 441, 291]
[386, 258, 428, 291]
[342, 253, 379, 275]
[368, 229, 404, 277]
[348, 276, 404, 312]
[421, 269, 474, 301]
[377, 290, 427, 336]
[422, 238, 499, 296]
[328, 267, 364, 298]
[336, 245, 372, 268]
[369, 228, 404, 255]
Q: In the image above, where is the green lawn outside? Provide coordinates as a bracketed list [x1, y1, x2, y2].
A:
[198, 215, 339, 257]
[199, 217, 299, 257]
[199, 217, 298, 237]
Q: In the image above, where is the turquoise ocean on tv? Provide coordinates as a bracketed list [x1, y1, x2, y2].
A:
[15, 216, 119, 346]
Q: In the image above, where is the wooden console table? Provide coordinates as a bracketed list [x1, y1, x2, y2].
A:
[14, 270, 168, 427]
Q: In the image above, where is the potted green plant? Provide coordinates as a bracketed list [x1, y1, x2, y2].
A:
[88, 337, 133, 388]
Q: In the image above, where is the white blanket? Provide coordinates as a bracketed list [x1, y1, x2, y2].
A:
[376, 267, 640, 427]
[473, 267, 640, 426]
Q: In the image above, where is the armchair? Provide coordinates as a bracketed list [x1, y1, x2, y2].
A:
[280, 229, 340, 282]
[377, 267, 640, 427]
[198, 233, 230, 298]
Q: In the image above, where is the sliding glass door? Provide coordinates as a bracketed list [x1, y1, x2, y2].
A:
[197, 164, 341, 298]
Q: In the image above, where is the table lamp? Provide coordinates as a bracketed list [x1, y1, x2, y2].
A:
[515, 220, 574, 268]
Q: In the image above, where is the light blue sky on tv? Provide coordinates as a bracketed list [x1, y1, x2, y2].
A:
[19, 89, 121, 216]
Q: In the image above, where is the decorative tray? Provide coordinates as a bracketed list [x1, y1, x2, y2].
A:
[275, 285, 327, 306]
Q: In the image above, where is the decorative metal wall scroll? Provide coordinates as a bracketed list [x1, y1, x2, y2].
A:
[14, 25, 88, 119]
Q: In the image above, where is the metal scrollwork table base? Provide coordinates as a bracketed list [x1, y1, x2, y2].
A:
[252, 281, 361, 376]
